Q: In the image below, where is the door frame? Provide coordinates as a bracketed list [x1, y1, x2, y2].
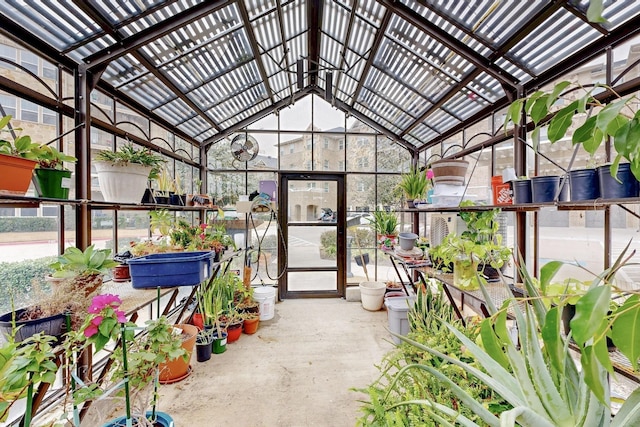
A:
[277, 172, 346, 299]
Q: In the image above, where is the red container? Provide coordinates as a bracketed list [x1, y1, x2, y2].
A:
[492, 176, 512, 205]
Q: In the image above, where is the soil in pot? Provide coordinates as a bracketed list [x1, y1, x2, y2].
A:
[0, 308, 66, 342]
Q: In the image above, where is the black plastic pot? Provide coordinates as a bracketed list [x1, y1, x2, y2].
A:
[562, 304, 615, 350]
[354, 253, 369, 266]
[0, 308, 66, 342]
[597, 163, 639, 199]
[531, 175, 561, 203]
[170, 194, 186, 206]
[511, 179, 532, 204]
[568, 168, 599, 200]
[196, 340, 212, 362]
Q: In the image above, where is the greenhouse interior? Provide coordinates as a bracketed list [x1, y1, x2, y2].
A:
[2, 0, 640, 426]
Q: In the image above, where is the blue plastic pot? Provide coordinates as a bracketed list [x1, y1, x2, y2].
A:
[103, 411, 174, 427]
[597, 163, 639, 199]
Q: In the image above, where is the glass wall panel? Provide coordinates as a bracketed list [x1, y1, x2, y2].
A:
[346, 135, 375, 172]
[115, 102, 149, 139]
[209, 171, 246, 206]
[377, 137, 410, 173]
[279, 133, 306, 170]
[347, 173, 375, 213]
[280, 95, 311, 130]
[376, 175, 402, 209]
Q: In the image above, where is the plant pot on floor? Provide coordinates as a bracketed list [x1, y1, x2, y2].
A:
[158, 323, 197, 384]
[0, 154, 37, 196]
[226, 321, 243, 343]
[196, 337, 212, 362]
[94, 161, 153, 204]
[212, 331, 228, 354]
[102, 411, 174, 427]
[243, 316, 259, 334]
[358, 281, 386, 311]
[33, 168, 72, 199]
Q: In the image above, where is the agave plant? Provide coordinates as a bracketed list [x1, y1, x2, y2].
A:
[387, 244, 640, 426]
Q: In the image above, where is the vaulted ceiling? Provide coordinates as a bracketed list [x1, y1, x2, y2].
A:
[2, 0, 640, 155]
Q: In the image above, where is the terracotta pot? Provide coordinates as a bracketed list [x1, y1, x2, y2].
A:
[243, 317, 259, 334]
[0, 153, 37, 196]
[226, 322, 243, 343]
[158, 323, 197, 384]
[191, 313, 204, 330]
[430, 159, 469, 186]
[112, 264, 130, 281]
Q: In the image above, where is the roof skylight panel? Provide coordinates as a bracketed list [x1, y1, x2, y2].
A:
[355, 0, 386, 26]
[323, 1, 349, 41]
[282, 1, 306, 39]
[348, 17, 377, 56]
[245, 0, 277, 20]
[253, 12, 282, 51]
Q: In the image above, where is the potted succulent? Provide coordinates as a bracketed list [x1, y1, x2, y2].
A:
[153, 166, 174, 204]
[94, 143, 165, 203]
[49, 245, 119, 294]
[398, 167, 429, 207]
[32, 144, 77, 199]
[0, 115, 42, 196]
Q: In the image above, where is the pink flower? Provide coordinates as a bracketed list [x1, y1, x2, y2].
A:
[88, 294, 122, 313]
[199, 223, 207, 231]
[83, 324, 98, 338]
[426, 169, 434, 180]
[115, 309, 126, 323]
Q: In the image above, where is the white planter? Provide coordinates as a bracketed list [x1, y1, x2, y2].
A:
[358, 281, 386, 311]
[94, 161, 152, 203]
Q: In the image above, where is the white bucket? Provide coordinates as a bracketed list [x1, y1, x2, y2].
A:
[253, 286, 276, 320]
[358, 281, 386, 311]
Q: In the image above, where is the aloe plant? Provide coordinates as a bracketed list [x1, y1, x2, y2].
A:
[398, 167, 428, 200]
[387, 244, 640, 426]
[367, 210, 398, 236]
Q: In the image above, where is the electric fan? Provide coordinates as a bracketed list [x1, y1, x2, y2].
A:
[230, 134, 259, 162]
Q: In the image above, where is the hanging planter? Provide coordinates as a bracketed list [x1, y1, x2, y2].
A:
[0, 153, 37, 196]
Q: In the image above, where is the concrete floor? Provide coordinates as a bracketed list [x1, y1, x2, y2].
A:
[158, 298, 393, 427]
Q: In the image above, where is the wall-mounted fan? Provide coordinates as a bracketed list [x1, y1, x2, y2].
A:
[230, 134, 259, 162]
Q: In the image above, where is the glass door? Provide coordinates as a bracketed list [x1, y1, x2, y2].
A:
[278, 173, 346, 298]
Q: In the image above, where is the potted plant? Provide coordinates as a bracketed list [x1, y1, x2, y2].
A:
[0, 115, 43, 196]
[94, 143, 165, 203]
[385, 247, 640, 426]
[0, 330, 58, 427]
[398, 167, 429, 207]
[32, 144, 77, 199]
[171, 173, 187, 206]
[61, 294, 186, 427]
[49, 245, 119, 294]
[366, 210, 398, 250]
[430, 203, 511, 290]
[503, 80, 640, 195]
[153, 166, 174, 204]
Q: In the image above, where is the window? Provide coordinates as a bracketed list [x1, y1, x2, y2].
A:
[324, 182, 329, 193]
[20, 50, 38, 75]
[357, 181, 366, 191]
[357, 137, 369, 146]
[307, 182, 316, 189]
[0, 45, 16, 70]
[42, 59, 57, 80]
[338, 160, 344, 170]
[289, 145, 294, 154]
[21, 208, 37, 217]
[323, 138, 329, 149]
[323, 159, 329, 170]
[306, 139, 312, 150]
[0, 95, 16, 118]
[338, 139, 344, 149]
[42, 107, 56, 125]
[42, 206, 58, 217]
[358, 157, 369, 168]
[20, 100, 38, 122]
[305, 161, 312, 170]
[280, 148, 285, 156]
[0, 208, 15, 216]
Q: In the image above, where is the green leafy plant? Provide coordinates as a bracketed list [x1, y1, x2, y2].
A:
[35, 144, 77, 170]
[367, 210, 399, 236]
[503, 80, 640, 181]
[94, 143, 165, 168]
[398, 167, 429, 200]
[0, 115, 41, 160]
[387, 245, 640, 426]
[0, 324, 58, 426]
[49, 245, 118, 279]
